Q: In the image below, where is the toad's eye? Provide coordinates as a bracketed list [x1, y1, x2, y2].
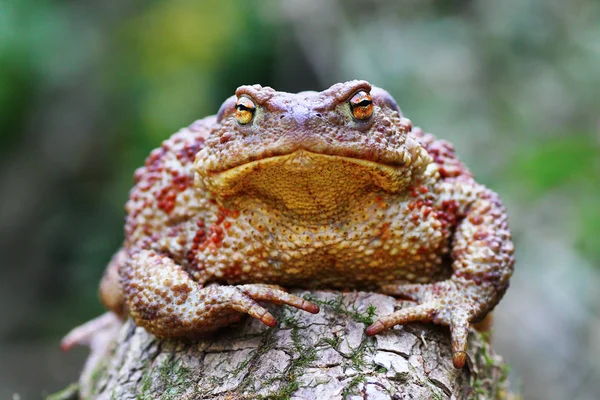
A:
[235, 97, 256, 125]
[349, 91, 373, 120]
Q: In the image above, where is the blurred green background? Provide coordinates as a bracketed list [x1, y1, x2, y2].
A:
[0, 0, 598, 399]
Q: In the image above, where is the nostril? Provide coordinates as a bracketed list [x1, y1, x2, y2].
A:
[279, 115, 285, 120]
[316, 113, 322, 118]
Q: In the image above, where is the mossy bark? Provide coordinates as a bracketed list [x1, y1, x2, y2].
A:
[78, 291, 509, 399]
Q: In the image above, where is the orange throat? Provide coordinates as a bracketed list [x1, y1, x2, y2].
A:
[197, 150, 411, 220]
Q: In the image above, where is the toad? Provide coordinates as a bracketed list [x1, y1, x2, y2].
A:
[63, 81, 514, 369]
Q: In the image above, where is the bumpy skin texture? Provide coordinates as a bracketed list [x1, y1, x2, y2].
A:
[101, 81, 514, 369]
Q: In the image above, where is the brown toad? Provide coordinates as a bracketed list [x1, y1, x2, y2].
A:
[63, 81, 514, 369]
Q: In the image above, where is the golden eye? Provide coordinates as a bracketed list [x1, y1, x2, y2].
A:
[349, 91, 373, 120]
[235, 97, 255, 125]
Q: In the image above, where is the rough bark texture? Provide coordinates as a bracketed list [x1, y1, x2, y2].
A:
[76, 291, 509, 399]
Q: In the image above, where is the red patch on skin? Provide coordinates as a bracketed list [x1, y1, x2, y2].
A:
[157, 186, 177, 213]
[173, 174, 193, 192]
[218, 206, 240, 219]
[455, 271, 484, 285]
[195, 207, 241, 253]
[129, 136, 205, 234]
[205, 225, 224, 251]
[134, 168, 145, 184]
[436, 200, 460, 228]
[222, 265, 243, 281]
[479, 191, 493, 200]
[479, 204, 492, 214]
[156, 171, 194, 214]
[168, 226, 181, 237]
[145, 147, 168, 172]
[441, 199, 459, 213]
[187, 219, 209, 263]
[213, 207, 241, 229]
[411, 212, 421, 223]
[175, 139, 204, 162]
[193, 229, 206, 244]
[375, 196, 387, 209]
[429, 284, 444, 296]
[220, 133, 232, 144]
[425, 140, 468, 179]
[469, 215, 484, 225]
[379, 222, 391, 240]
[473, 230, 489, 240]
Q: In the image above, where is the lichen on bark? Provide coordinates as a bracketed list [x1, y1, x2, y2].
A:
[74, 291, 509, 399]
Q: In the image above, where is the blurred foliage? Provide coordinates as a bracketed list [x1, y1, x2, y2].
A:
[0, 0, 599, 398]
[509, 137, 597, 194]
[507, 135, 599, 262]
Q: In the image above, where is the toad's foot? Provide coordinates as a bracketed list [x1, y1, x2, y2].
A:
[137, 283, 319, 337]
[229, 284, 320, 327]
[61, 311, 122, 351]
[366, 281, 485, 369]
[122, 250, 319, 337]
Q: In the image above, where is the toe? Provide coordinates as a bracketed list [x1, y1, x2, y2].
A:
[61, 312, 121, 351]
[450, 312, 470, 369]
[239, 285, 320, 314]
[232, 300, 277, 327]
[366, 302, 437, 335]
[379, 283, 426, 302]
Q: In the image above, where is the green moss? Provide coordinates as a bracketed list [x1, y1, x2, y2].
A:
[230, 358, 250, 377]
[469, 332, 512, 400]
[340, 335, 377, 397]
[136, 356, 192, 400]
[137, 362, 153, 400]
[302, 294, 386, 398]
[87, 356, 109, 396]
[262, 379, 300, 400]
[254, 306, 319, 399]
[160, 359, 192, 399]
[341, 374, 366, 399]
[321, 335, 342, 349]
[278, 312, 300, 328]
[374, 365, 388, 374]
[45, 383, 79, 400]
[307, 294, 377, 326]
[422, 379, 445, 400]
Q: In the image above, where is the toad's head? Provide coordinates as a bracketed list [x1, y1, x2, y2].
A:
[195, 81, 432, 217]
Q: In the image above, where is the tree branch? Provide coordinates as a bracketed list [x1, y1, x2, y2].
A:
[77, 291, 509, 399]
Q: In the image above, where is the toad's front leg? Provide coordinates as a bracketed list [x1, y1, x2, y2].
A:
[367, 181, 514, 368]
[121, 250, 319, 338]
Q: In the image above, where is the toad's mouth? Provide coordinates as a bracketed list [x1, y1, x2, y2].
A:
[196, 150, 412, 199]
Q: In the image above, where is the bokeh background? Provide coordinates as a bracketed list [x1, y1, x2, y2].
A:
[1, 0, 599, 398]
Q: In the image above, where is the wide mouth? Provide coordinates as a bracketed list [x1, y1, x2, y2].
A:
[197, 150, 411, 196]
